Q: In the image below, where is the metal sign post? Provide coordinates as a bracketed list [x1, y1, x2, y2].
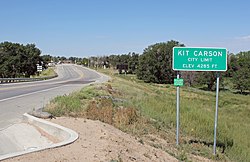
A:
[172, 47, 227, 155]
[213, 72, 220, 155]
[176, 72, 180, 145]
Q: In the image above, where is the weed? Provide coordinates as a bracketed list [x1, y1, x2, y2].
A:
[46, 70, 250, 162]
[177, 150, 188, 161]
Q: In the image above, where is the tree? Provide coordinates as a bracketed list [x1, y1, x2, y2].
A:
[23, 44, 42, 76]
[137, 40, 184, 84]
[232, 51, 250, 93]
[0, 42, 42, 78]
[196, 72, 217, 91]
[181, 71, 197, 86]
[81, 57, 89, 66]
[108, 55, 120, 68]
[41, 55, 52, 65]
[105, 53, 139, 74]
[226, 53, 238, 77]
[128, 52, 139, 74]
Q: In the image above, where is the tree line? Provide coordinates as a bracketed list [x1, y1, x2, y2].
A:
[86, 40, 250, 93]
[1, 41, 249, 93]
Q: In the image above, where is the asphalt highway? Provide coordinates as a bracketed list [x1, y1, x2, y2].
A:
[0, 64, 106, 129]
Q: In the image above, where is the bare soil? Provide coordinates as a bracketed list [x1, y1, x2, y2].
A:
[4, 117, 178, 162]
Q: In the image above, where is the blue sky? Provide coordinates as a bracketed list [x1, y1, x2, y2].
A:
[1, 0, 250, 57]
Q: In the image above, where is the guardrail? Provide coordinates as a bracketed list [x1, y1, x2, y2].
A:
[0, 74, 58, 84]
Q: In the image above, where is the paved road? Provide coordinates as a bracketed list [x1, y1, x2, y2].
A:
[0, 64, 108, 129]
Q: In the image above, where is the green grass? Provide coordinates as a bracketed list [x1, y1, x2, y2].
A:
[46, 68, 250, 162]
[31, 67, 57, 78]
[100, 69, 250, 161]
[46, 85, 108, 116]
[40, 67, 56, 77]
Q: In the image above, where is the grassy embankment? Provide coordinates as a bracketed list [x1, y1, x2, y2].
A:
[45, 68, 250, 162]
[31, 67, 57, 78]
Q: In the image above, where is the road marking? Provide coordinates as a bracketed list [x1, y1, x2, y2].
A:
[0, 66, 87, 102]
[0, 65, 97, 103]
[0, 85, 67, 102]
[0, 66, 85, 91]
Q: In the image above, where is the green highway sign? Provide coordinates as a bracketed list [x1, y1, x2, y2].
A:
[172, 47, 227, 71]
[174, 78, 184, 86]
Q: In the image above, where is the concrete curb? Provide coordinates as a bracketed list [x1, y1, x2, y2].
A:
[0, 113, 78, 161]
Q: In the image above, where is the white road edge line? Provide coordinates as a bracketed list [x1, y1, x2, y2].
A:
[0, 85, 67, 102]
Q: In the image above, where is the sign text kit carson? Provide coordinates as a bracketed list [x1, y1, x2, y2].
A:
[173, 47, 227, 71]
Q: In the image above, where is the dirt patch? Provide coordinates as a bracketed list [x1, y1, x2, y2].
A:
[3, 117, 178, 162]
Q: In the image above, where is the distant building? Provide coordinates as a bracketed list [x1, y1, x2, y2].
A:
[48, 62, 56, 67]
[62, 60, 73, 64]
[116, 63, 128, 74]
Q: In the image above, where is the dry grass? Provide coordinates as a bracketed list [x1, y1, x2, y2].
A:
[86, 96, 138, 127]
[46, 69, 250, 162]
[86, 99, 114, 125]
[113, 107, 138, 127]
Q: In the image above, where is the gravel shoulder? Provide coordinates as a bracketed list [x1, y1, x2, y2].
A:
[3, 117, 178, 162]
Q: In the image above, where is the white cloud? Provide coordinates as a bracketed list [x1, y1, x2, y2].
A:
[236, 35, 250, 40]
